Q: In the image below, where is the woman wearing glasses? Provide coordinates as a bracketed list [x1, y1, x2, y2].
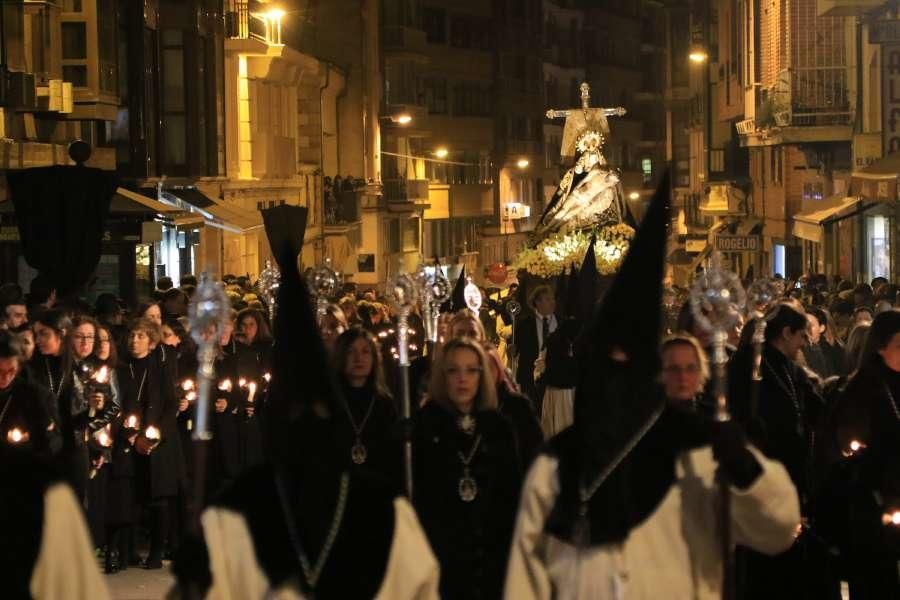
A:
[414, 337, 522, 600]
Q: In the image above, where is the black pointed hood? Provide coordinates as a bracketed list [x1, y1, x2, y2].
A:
[564, 264, 580, 319]
[441, 265, 467, 313]
[544, 172, 684, 547]
[576, 235, 599, 324]
[262, 205, 342, 465]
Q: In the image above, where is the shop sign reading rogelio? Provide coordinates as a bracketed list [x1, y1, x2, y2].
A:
[715, 235, 760, 252]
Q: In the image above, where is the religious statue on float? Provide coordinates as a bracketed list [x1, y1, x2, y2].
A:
[514, 82, 636, 279]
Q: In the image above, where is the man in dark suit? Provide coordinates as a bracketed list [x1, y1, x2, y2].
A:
[513, 285, 558, 412]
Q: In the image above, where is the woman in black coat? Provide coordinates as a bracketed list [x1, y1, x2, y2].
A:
[331, 328, 399, 488]
[819, 309, 900, 598]
[232, 308, 270, 469]
[414, 337, 522, 600]
[119, 317, 182, 569]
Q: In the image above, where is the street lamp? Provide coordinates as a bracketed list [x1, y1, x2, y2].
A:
[628, 191, 641, 201]
[688, 45, 708, 64]
[516, 158, 529, 169]
[396, 114, 412, 125]
[264, 7, 285, 45]
[434, 148, 449, 159]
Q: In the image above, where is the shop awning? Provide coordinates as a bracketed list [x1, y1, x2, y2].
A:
[849, 153, 900, 201]
[792, 197, 868, 243]
[114, 187, 180, 214]
[143, 186, 263, 234]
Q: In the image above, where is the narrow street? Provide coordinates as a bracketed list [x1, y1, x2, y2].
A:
[105, 566, 174, 600]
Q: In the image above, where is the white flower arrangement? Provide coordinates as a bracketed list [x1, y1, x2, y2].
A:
[512, 224, 635, 278]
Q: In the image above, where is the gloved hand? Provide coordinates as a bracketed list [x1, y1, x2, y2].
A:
[710, 419, 763, 489]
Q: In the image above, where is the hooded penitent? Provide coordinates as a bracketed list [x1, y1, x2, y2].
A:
[261, 204, 344, 464]
[543, 171, 708, 546]
[440, 265, 467, 314]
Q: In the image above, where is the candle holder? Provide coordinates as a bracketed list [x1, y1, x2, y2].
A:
[257, 259, 281, 325]
[311, 257, 340, 326]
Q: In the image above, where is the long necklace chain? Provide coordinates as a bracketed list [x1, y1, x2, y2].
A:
[763, 357, 804, 432]
[128, 363, 149, 405]
[45, 358, 62, 398]
[274, 471, 349, 594]
[457, 434, 483, 470]
[881, 382, 900, 421]
[343, 394, 376, 439]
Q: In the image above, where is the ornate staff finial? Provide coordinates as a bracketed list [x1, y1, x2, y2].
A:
[580, 81, 591, 109]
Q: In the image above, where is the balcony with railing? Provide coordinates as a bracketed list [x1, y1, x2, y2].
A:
[382, 178, 430, 209]
[736, 67, 853, 145]
[225, 1, 283, 46]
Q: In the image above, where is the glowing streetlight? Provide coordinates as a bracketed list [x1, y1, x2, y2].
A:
[266, 8, 286, 20]
[396, 114, 412, 125]
[516, 158, 530, 169]
[689, 45, 708, 63]
[628, 191, 641, 201]
[434, 148, 449, 159]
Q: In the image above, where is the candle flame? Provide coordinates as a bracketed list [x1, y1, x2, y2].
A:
[93, 365, 110, 384]
[219, 378, 233, 392]
[7, 428, 27, 443]
[263, 372, 271, 382]
[145, 426, 161, 441]
[247, 381, 257, 404]
[882, 510, 900, 526]
[842, 439, 867, 457]
[96, 428, 112, 447]
[238, 378, 247, 388]
[186, 391, 197, 402]
[181, 379, 195, 391]
[125, 414, 139, 429]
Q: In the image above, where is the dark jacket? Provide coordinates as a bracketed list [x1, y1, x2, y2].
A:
[413, 402, 522, 600]
[497, 385, 543, 468]
[119, 350, 183, 499]
[335, 383, 400, 490]
[0, 376, 59, 459]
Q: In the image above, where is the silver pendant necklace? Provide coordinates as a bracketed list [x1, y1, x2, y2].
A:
[457, 413, 477, 435]
[274, 471, 349, 596]
[343, 394, 377, 465]
[457, 434, 483, 502]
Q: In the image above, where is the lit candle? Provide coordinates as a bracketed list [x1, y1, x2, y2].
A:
[186, 391, 197, 402]
[238, 378, 247, 388]
[95, 428, 112, 448]
[247, 381, 257, 404]
[842, 439, 867, 457]
[145, 426, 161, 442]
[883, 510, 900, 526]
[181, 379, 195, 392]
[93, 365, 110, 384]
[124, 414, 140, 430]
[6, 428, 28, 444]
[262, 372, 271, 383]
[218, 378, 233, 392]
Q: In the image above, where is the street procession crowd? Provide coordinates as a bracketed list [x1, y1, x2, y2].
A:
[1, 188, 898, 600]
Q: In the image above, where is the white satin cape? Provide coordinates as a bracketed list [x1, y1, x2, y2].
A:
[504, 446, 801, 600]
[29, 483, 111, 600]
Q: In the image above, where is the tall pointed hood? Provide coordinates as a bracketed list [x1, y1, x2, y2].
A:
[544, 171, 676, 547]
[576, 235, 599, 324]
[564, 264, 580, 319]
[441, 265, 467, 313]
[262, 205, 342, 465]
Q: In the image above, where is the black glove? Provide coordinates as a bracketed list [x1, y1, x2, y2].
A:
[710, 419, 763, 489]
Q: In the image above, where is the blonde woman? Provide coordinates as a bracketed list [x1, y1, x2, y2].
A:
[414, 337, 523, 600]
